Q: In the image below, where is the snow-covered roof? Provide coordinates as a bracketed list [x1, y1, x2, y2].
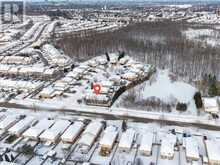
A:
[85, 93, 110, 102]
[23, 118, 54, 138]
[99, 126, 118, 148]
[61, 76, 73, 83]
[119, 56, 129, 65]
[53, 81, 69, 91]
[203, 98, 219, 113]
[21, 22, 42, 40]
[139, 132, 154, 153]
[8, 67, 19, 74]
[83, 121, 103, 136]
[19, 67, 45, 74]
[0, 79, 43, 91]
[42, 44, 63, 59]
[73, 67, 87, 74]
[78, 132, 96, 147]
[118, 128, 136, 150]
[78, 122, 102, 147]
[0, 65, 10, 72]
[97, 58, 107, 65]
[133, 63, 144, 70]
[130, 68, 142, 74]
[0, 115, 17, 130]
[185, 137, 200, 160]
[0, 161, 19, 165]
[121, 72, 138, 80]
[42, 44, 71, 67]
[8, 116, 35, 135]
[88, 60, 98, 67]
[160, 134, 176, 158]
[203, 98, 218, 108]
[44, 69, 57, 76]
[1, 56, 34, 65]
[40, 120, 70, 141]
[99, 87, 111, 94]
[205, 140, 220, 163]
[66, 71, 79, 78]
[109, 75, 121, 82]
[61, 121, 84, 142]
[39, 87, 56, 97]
[110, 55, 118, 64]
[100, 81, 114, 87]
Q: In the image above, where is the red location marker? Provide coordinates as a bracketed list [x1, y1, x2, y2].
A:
[93, 84, 101, 95]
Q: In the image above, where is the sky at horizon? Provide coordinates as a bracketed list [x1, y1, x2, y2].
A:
[24, 0, 218, 1]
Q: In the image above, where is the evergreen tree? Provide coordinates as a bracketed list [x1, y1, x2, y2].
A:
[118, 51, 125, 61]
[208, 83, 219, 97]
[0, 155, 3, 161]
[4, 154, 10, 162]
[10, 154, 15, 162]
[194, 92, 203, 109]
[105, 52, 110, 62]
[122, 120, 127, 132]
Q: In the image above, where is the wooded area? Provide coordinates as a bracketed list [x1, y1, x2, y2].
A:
[56, 21, 220, 82]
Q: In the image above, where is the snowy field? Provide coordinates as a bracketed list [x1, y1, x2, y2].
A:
[116, 69, 198, 115]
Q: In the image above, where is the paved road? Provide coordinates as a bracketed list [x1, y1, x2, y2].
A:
[2, 100, 220, 130]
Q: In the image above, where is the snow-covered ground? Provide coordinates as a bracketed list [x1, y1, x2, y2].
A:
[187, 13, 220, 24]
[116, 69, 198, 115]
[182, 28, 220, 47]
